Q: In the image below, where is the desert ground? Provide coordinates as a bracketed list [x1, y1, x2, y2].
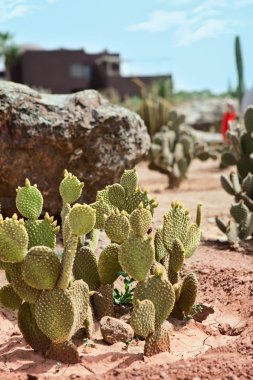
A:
[0, 159, 252, 380]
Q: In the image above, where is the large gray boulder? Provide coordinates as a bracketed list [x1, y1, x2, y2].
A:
[0, 81, 150, 215]
[176, 98, 238, 132]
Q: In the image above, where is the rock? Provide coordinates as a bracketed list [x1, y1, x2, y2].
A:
[176, 98, 238, 132]
[0, 81, 150, 216]
[100, 316, 134, 345]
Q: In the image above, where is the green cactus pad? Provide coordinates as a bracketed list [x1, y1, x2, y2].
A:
[168, 265, 179, 285]
[184, 224, 202, 258]
[244, 106, 253, 134]
[98, 243, 121, 285]
[221, 152, 237, 167]
[25, 214, 59, 250]
[230, 201, 249, 224]
[242, 173, 253, 198]
[22, 246, 61, 290]
[169, 239, 185, 272]
[238, 213, 253, 239]
[104, 210, 130, 244]
[90, 200, 111, 229]
[68, 280, 90, 336]
[35, 288, 74, 343]
[144, 322, 172, 357]
[124, 189, 158, 216]
[59, 170, 84, 204]
[96, 187, 115, 209]
[133, 272, 175, 326]
[215, 217, 227, 234]
[163, 201, 190, 253]
[73, 246, 100, 291]
[46, 341, 79, 364]
[0, 284, 22, 310]
[18, 302, 51, 354]
[119, 235, 155, 282]
[177, 273, 198, 315]
[131, 299, 155, 338]
[154, 226, 166, 262]
[93, 284, 114, 319]
[120, 168, 138, 197]
[107, 184, 126, 209]
[0, 215, 28, 263]
[16, 179, 43, 220]
[68, 204, 96, 236]
[129, 203, 152, 237]
[8, 263, 41, 303]
[237, 156, 253, 179]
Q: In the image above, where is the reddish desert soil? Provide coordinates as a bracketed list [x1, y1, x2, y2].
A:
[0, 159, 253, 380]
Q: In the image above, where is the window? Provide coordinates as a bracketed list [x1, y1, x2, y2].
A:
[69, 63, 91, 80]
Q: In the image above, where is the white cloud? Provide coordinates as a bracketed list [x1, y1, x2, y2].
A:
[177, 19, 227, 46]
[0, 0, 60, 22]
[128, 11, 186, 32]
[127, 0, 250, 46]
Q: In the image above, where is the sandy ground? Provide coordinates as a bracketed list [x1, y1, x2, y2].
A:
[0, 159, 253, 380]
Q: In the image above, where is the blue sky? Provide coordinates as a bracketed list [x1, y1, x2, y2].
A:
[0, 0, 253, 93]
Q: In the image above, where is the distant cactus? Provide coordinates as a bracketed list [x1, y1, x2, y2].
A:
[221, 107, 253, 179]
[149, 110, 217, 188]
[235, 35, 245, 109]
[217, 107, 253, 243]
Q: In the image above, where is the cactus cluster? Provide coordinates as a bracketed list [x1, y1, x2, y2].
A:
[0, 168, 202, 362]
[221, 107, 253, 179]
[217, 107, 253, 243]
[149, 110, 217, 188]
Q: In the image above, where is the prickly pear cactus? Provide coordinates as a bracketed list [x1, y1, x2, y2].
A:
[0, 169, 202, 362]
[217, 109, 253, 243]
[221, 107, 253, 179]
[149, 110, 217, 188]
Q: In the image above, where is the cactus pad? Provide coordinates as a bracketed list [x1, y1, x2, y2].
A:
[129, 203, 152, 237]
[90, 200, 111, 229]
[16, 179, 43, 220]
[154, 226, 166, 262]
[104, 210, 130, 244]
[68, 204, 96, 236]
[120, 168, 138, 196]
[119, 235, 155, 282]
[68, 280, 90, 336]
[25, 214, 59, 250]
[0, 215, 28, 263]
[59, 170, 84, 204]
[163, 202, 190, 253]
[18, 302, 51, 354]
[133, 272, 175, 326]
[8, 263, 41, 303]
[98, 243, 121, 285]
[107, 184, 126, 209]
[35, 288, 74, 343]
[22, 246, 61, 290]
[131, 299, 155, 338]
[177, 273, 198, 315]
[0, 284, 22, 310]
[73, 246, 100, 291]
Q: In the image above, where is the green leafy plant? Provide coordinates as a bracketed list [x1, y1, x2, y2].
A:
[113, 272, 135, 305]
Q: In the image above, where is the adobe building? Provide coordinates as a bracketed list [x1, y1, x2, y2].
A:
[10, 48, 172, 99]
